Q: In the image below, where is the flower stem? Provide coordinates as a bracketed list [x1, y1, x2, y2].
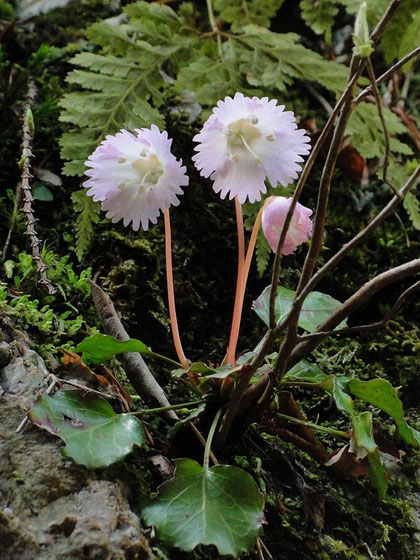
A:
[148, 351, 182, 369]
[275, 412, 349, 438]
[164, 209, 189, 369]
[226, 197, 246, 366]
[203, 407, 223, 470]
[242, 207, 263, 301]
[129, 400, 204, 416]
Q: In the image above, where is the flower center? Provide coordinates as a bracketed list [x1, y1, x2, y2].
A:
[131, 152, 163, 193]
[226, 117, 262, 164]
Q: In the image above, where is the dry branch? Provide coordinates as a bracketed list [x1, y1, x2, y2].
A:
[19, 80, 56, 295]
[89, 280, 177, 421]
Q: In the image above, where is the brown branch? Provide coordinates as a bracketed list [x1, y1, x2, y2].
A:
[217, 0, 406, 442]
[89, 280, 178, 421]
[288, 259, 420, 368]
[297, 279, 420, 342]
[355, 47, 420, 105]
[365, 56, 391, 185]
[291, 164, 420, 310]
[19, 80, 56, 295]
[273, 56, 362, 377]
[267, 59, 364, 329]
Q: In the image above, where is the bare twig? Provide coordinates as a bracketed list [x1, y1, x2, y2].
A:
[304, 83, 333, 115]
[355, 47, 420, 105]
[273, 55, 361, 376]
[19, 80, 56, 295]
[289, 260, 420, 367]
[291, 165, 420, 310]
[217, 0, 407, 442]
[297, 279, 420, 342]
[365, 56, 391, 184]
[16, 374, 57, 433]
[89, 280, 178, 421]
[267, 58, 364, 330]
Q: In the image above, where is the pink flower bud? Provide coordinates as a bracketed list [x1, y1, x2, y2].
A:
[262, 196, 313, 255]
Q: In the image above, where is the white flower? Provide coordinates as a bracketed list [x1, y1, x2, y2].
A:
[192, 92, 311, 204]
[84, 126, 189, 231]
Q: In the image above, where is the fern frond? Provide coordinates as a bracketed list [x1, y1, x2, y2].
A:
[256, 233, 271, 277]
[346, 103, 412, 160]
[59, 2, 198, 177]
[238, 25, 349, 95]
[300, 0, 339, 38]
[71, 190, 101, 261]
[381, 0, 420, 68]
[214, 0, 285, 33]
[404, 192, 420, 231]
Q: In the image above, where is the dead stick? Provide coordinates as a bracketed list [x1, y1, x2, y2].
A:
[89, 280, 178, 421]
[19, 80, 56, 295]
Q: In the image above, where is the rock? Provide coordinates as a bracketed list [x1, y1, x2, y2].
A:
[0, 336, 155, 560]
[0, 341, 11, 368]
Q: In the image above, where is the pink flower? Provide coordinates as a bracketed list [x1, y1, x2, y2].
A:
[192, 92, 311, 204]
[262, 196, 313, 255]
[84, 126, 189, 231]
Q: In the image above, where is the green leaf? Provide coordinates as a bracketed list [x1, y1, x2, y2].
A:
[172, 362, 238, 383]
[321, 375, 354, 416]
[350, 412, 388, 498]
[284, 359, 328, 383]
[367, 450, 388, 500]
[404, 192, 420, 231]
[347, 103, 411, 160]
[71, 190, 101, 260]
[59, 2, 198, 177]
[240, 24, 348, 95]
[29, 390, 145, 468]
[349, 378, 420, 448]
[381, 0, 420, 69]
[32, 184, 54, 202]
[351, 412, 377, 456]
[214, 0, 284, 33]
[75, 333, 151, 365]
[142, 458, 265, 556]
[300, 0, 339, 38]
[252, 285, 346, 332]
[255, 233, 271, 277]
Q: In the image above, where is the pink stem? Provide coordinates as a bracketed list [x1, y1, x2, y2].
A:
[225, 198, 246, 366]
[164, 209, 189, 369]
[242, 208, 263, 302]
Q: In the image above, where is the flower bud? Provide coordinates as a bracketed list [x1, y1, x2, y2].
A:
[262, 196, 313, 256]
[353, 2, 373, 58]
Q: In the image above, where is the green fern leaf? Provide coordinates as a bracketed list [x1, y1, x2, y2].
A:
[71, 190, 101, 261]
[256, 234, 271, 277]
[59, 1, 198, 177]
[346, 103, 412, 160]
[214, 0, 284, 33]
[381, 0, 420, 68]
[404, 192, 420, 231]
[300, 0, 339, 38]
[239, 25, 349, 95]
